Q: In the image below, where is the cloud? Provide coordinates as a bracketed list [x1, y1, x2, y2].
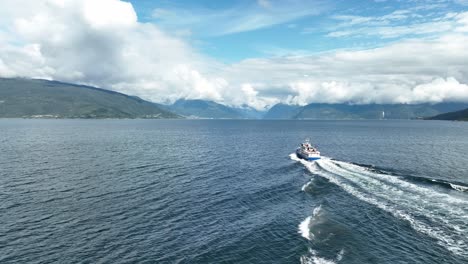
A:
[81, 0, 137, 29]
[0, 0, 226, 103]
[258, 0, 272, 9]
[0, 0, 468, 110]
[455, 0, 468, 5]
[222, 33, 468, 106]
[326, 20, 453, 38]
[331, 10, 413, 27]
[151, 0, 328, 36]
[455, 12, 468, 31]
[412, 77, 468, 103]
[325, 9, 468, 39]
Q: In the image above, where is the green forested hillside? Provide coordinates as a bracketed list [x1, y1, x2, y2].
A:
[427, 108, 468, 121]
[0, 78, 179, 118]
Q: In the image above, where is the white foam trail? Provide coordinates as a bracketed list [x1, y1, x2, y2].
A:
[329, 160, 468, 246]
[290, 153, 301, 162]
[450, 183, 468, 192]
[336, 249, 345, 262]
[300, 249, 344, 264]
[312, 204, 322, 216]
[300, 256, 335, 264]
[320, 160, 468, 221]
[319, 159, 467, 256]
[291, 154, 468, 257]
[295, 152, 315, 192]
[299, 216, 312, 240]
[302, 180, 313, 192]
[332, 160, 468, 205]
[322, 160, 468, 235]
[298, 205, 323, 240]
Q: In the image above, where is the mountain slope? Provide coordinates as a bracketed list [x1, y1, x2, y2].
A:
[427, 108, 468, 121]
[0, 78, 179, 118]
[233, 104, 266, 119]
[263, 103, 301, 119]
[264, 102, 468, 120]
[168, 99, 246, 119]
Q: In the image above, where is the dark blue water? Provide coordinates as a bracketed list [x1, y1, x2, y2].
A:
[1, 119, 467, 264]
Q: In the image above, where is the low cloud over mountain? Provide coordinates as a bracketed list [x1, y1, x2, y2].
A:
[1, 0, 468, 110]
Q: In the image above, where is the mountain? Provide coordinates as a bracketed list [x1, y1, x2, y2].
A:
[0, 78, 179, 118]
[295, 103, 428, 119]
[263, 103, 301, 119]
[168, 99, 259, 119]
[427, 108, 468, 121]
[234, 104, 266, 119]
[5, 77, 466, 120]
[264, 102, 468, 120]
[427, 102, 468, 113]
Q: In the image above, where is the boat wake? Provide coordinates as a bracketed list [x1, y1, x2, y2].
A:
[298, 205, 323, 241]
[291, 154, 468, 258]
[300, 249, 344, 264]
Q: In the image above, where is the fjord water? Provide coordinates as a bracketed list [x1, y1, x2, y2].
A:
[1, 120, 467, 264]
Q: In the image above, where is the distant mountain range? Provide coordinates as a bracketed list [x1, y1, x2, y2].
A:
[166, 100, 468, 120]
[426, 108, 468, 121]
[166, 99, 265, 119]
[167, 99, 244, 119]
[2, 77, 468, 120]
[262, 103, 301, 119]
[0, 78, 179, 118]
[288, 103, 468, 120]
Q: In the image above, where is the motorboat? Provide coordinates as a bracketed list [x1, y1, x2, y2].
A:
[296, 139, 321, 161]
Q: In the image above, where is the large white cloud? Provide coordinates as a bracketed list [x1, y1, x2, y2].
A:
[222, 32, 468, 107]
[0, 0, 468, 110]
[0, 0, 227, 104]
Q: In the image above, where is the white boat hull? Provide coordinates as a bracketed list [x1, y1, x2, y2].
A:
[296, 149, 321, 161]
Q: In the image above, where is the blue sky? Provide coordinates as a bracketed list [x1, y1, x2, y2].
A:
[130, 0, 468, 62]
[1, 0, 468, 108]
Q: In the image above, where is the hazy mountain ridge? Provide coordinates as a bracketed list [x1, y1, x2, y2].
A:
[2, 78, 467, 120]
[167, 99, 244, 119]
[0, 78, 179, 118]
[262, 103, 301, 119]
[266, 102, 468, 120]
[427, 108, 468, 121]
[167, 99, 266, 119]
